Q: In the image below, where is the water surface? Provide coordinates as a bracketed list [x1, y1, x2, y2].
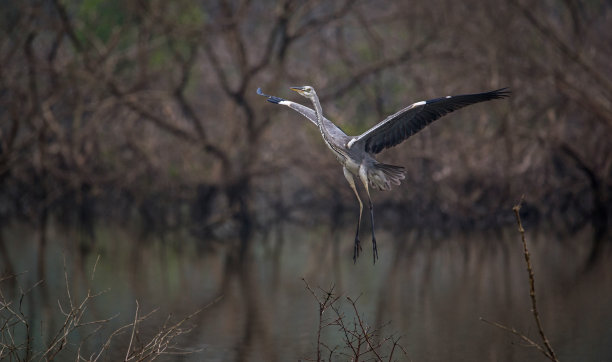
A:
[1, 222, 610, 361]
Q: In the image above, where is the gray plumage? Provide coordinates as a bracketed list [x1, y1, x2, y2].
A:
[257, 86, 510, 263]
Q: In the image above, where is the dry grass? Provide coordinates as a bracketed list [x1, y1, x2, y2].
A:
[0, 255, 217, 361]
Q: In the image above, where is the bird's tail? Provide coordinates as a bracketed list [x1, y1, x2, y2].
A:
[368, 162, 406, 191]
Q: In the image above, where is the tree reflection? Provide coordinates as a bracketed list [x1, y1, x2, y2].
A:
[0, 220, 611, 360]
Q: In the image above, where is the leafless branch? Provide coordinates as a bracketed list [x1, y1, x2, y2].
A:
[302, 279, 407, 361]
[512, 199, 559, 362]
[481, 198, 559, 362]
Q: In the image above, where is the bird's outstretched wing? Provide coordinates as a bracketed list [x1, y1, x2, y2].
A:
[257, 88, 348, 139]
[257, 88, 317, 127]
[349, 88, 510, 154]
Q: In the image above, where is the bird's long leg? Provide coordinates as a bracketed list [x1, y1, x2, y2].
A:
[359, 166, 378, 263]
[343, 167, 363, 263]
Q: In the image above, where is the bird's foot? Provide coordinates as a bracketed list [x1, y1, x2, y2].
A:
[353, 237, 362, 264]
[372, 237, 379, 264]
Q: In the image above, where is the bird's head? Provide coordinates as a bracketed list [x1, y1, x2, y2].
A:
[290, 86, 316, 98]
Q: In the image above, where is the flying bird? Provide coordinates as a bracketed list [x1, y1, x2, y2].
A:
[257, 85, 510, 263]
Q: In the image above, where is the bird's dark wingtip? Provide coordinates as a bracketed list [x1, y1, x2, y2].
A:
[490, 87, 511, 98]
[256, 87, 284, 104]
[267, 96, 284, 104]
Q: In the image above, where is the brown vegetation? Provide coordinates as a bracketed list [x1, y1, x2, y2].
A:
[302, 278, 407, 361]
[0, 256, 211, 361]
[0, 1, 610, 255]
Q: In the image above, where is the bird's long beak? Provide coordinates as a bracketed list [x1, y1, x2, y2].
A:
[290, 86, 306, 94]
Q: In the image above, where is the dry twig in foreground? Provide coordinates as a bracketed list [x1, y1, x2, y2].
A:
[301, 278, 407, 362]
[481, 199, 559, 362]
[0, 255, 218, 361]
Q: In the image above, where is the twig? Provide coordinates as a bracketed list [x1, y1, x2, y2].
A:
[91, 254, 101, 281]
[480, 318, 552, 358]
[512, 199, 559, 362]
[387, 336, 407, 362]
[302, 278, 341, 362]
[302, 280, 407, 362]
[347, 296, 383, 361]
[125, 300, 140, 361]
[482, 198, 559, 362]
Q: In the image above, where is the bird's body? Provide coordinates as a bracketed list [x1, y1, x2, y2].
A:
[257, 86, 509, 263]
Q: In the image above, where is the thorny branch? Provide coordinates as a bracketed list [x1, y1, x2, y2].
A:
[481, 198, 559, 362]
[302, 279, 407, 362]
[512, 199, 559, 362]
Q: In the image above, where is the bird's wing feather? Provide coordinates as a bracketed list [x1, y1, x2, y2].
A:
[257, 88, 348, 140]
[350, 88, 510, 154]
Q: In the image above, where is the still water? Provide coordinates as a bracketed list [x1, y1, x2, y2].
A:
[1, 221, 611, 361]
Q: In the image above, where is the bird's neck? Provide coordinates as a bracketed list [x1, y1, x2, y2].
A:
[310, 94, 331, 138]
[309, 94, 345, 157]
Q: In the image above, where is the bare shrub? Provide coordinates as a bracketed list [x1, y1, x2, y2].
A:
[302, 278, 407, 362]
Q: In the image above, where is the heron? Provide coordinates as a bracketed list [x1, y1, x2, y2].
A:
[257, 85, 509, 263]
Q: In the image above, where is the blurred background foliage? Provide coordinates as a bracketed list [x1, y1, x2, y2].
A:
[0, 0, 610, 249]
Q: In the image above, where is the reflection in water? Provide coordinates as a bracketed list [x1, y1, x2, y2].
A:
[1, 221, 611, 361]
